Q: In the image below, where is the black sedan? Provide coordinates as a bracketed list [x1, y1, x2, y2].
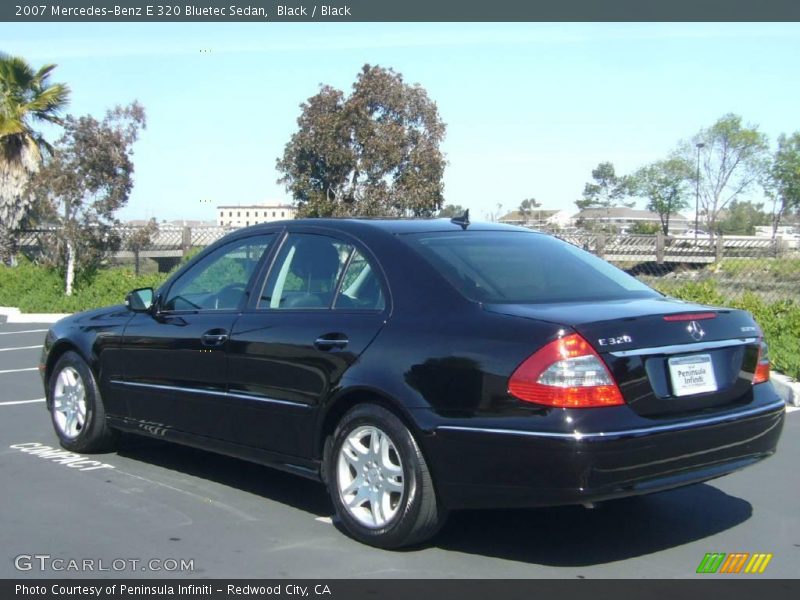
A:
[40, 218, 785, 548]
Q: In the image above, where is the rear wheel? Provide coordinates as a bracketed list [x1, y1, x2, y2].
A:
[327, 404, 446, 548]
[49, 351, 118, 453]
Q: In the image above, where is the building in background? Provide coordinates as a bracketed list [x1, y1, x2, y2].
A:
[573, 207, 689, 234]
[500, 208, 560, 225]
[217, 200, 296, 227]
[499, 209, 575, 230]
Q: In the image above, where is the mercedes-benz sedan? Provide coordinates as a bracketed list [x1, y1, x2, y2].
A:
[40, 218, 785, 548]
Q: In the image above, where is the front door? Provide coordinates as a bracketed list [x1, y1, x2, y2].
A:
[117, 233, 275, 438]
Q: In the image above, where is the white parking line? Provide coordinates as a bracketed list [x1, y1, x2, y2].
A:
[0, 329, 48, 335]
[0, 398, 45, 406]
[786, 405, 799, 414]
[0, 345, 42, 352]
[0, 367, 39, 375]
[314, 516, 333, 524]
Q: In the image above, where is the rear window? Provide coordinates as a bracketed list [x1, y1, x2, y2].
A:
[404, 231, 659, 304]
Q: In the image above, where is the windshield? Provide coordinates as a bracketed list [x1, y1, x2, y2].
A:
[404, 231, 659, 304]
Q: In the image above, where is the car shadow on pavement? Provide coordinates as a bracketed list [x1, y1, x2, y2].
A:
[114, 434, 333, 518]
[113, 434, 752, 566]
[434, 483, 752, 566]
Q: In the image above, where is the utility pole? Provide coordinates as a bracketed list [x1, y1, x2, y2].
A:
[695, 142, 705, 241]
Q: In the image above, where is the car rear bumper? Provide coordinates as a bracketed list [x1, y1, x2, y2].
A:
[421, 390, 785, 510]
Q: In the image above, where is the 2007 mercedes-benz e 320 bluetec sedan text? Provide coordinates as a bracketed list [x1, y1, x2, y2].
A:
[40, 217, 785, 548]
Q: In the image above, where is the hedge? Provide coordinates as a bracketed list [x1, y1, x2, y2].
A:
[0, 258, 167, 314]
[654, 280, 800, 380]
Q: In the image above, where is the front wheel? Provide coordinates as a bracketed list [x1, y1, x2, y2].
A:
[327, 404, 446, 549]
[49, 351, 118, 453]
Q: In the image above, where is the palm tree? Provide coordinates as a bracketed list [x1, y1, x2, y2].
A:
[0, 54, 69, 265]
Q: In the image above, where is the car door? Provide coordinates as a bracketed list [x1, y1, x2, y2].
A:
[116, 233, 275, 438]
[225, 231, 390, 457]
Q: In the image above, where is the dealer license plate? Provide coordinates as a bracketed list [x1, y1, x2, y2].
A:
[668, 354, 718, 397]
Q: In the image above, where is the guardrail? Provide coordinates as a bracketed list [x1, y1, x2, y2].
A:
[16, 225, 800, 302]
[18, 225, 233, 270]
[554, 232, 794, 264]
[19, 226, 794, 265]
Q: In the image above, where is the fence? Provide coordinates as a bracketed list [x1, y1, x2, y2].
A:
[18, 225, 233, 273]
[554, 231, 799, 304]
[17, 226, 800, 304]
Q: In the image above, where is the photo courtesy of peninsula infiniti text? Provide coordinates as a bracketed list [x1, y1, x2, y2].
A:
[39, 217, 785, 548]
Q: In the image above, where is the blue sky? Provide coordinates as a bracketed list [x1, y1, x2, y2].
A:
[3, 22, 799, 221]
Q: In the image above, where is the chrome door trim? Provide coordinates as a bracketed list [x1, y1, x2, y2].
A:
[110, 379, 311, 409]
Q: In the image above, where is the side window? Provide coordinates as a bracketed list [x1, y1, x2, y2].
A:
[259, 234, 352, 310]
[163, 235, 273, 311]
[334, 249, 386, 311]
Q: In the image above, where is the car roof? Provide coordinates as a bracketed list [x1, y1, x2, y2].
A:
[241, 218, 536, 236]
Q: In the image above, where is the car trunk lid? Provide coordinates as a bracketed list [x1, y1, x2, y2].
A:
[484, 297, 763, 417]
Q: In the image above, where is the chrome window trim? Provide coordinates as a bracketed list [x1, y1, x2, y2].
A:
[608, 337, 759, 358]
[436, 399, 785, 442]
[110, 380, 310, 409]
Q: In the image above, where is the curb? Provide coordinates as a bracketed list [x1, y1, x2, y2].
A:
[771, 372, 800, 408]
[0, 307, 70, 325]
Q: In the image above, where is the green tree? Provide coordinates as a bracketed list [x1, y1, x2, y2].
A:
[686, 114, 769, 236]
[575, 162, 630, 211]
[765, 132, 800, 237]
[126, 217, 159, 276]
[518, 197, 541, 222]
[277, 64, 446, 218]
[628, 157, 694, 235]
[486, 202, 504, 222]
[0, 54, 70, 265]
[437, 204, 466, 218]
[27, 103, 146, 295]
[576, 162, 633, 233]
[629, 222, 661, 234]
[716, 200, 770, 235]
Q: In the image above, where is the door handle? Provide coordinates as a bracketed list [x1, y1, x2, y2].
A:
[314, 334, 349, 351]
[201, 329, 229, 346]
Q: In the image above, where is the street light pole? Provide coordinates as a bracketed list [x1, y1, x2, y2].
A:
[695, 142, 705, 241]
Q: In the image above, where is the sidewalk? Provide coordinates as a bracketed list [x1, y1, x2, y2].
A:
[0, 307, 70, 325]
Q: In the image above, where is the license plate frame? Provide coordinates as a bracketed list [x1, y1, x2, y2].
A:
[668, 353, 718, 397]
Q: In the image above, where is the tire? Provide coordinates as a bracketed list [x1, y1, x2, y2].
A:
[326, 404, 446, 549]
[48, 351, 118, 453]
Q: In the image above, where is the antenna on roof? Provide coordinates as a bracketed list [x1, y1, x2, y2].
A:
[451, 209, 470, 230]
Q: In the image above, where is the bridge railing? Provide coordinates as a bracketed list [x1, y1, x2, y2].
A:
[16, 226, 800, 303]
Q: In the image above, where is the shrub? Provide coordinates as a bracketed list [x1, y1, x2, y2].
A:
[0, 258, 168, 313]
[655, 280, 800, 379]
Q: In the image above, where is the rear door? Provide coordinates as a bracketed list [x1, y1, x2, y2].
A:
[225, 230, 389, 457]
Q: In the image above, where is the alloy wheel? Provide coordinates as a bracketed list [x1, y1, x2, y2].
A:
[52, 366, 87, 439]
[336, 425, 405, 528]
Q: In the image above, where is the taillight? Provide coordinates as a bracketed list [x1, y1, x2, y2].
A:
[508, 333, 624, 408]
[753, 339, 770, 385]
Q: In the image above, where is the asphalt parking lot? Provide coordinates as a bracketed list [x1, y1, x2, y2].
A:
[1, 320, 798, 579]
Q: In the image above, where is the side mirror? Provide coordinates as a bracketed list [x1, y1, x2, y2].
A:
[125, 287, 154, 312]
